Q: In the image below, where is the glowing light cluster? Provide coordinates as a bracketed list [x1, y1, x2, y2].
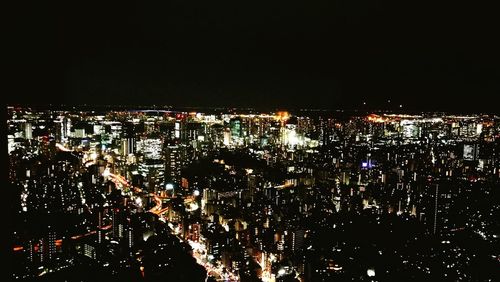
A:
[366, 114, 387, 123]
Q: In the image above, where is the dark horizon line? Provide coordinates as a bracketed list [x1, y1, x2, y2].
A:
[7, 103, 500, 116]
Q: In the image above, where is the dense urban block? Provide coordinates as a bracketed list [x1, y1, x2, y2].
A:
[8, 106, 500, 281]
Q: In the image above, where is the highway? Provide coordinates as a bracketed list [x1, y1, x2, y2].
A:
[102, 168, 166, 215]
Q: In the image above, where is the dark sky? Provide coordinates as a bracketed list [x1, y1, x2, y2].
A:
[10, 1, 500, 112]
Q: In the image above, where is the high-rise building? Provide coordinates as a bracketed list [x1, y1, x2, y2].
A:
[139, 160, 165, 193]
[127, 227, 134, 248]
[83, 243, 97, 260]
[28, 239, 35, 263]
[165, 144, 181, 185]
[24, 122, 33, 140]
[431, 183, 458, 236]
[432, 184, 439, 235]
[223, 129, 231, 146]
[74, 128, 86, 138]
[184, 122, 202, 142]
[175, 121, 181, 139]
[137, 138, 162, 160]
[37, 227, 57, 264]
[47, 228, 56, 260]
[291, 229, 306, 251]
[121, 137, 136, 156]
[64, 118, 71, 139]
[112, 209, 123, 238]
[230, 118, 242, 138]
[38, 238, 45, 264]
[463, 143, 479, 161]
[97, 227, 106, 244]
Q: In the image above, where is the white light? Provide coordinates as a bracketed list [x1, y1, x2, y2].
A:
[278, 268, 286, 276]
[166, 183, 174, 190]
[135, 197, 142, 206]
[193, 190, 200, 196]
[367, 269, 375, 277]
[187, 202, 199, 211]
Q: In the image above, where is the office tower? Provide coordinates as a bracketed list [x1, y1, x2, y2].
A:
[433, 184, 439, 235]
[112, 209, 122, 238]
[37, 227, 57, 264]
[74, 128, 86, 138]
[137, 138, 162, 160]
[64, 117, 71, 139]
[139, 160, 165, 193]
[431, 183, 458, 236]
[184, 122, 201, 142]
[127, 227, 134, 248]
[97, 227, 106, 244]
[47, 228, 56, 261]
[27, 239, 35, 263]
[165, 144, 181, 185]
[230, 118, 242, 138]
[121, 137, 136, 156]
[24, 122, 33, 140]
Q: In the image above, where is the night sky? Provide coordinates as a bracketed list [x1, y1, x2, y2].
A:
[10, 1, 500, 112]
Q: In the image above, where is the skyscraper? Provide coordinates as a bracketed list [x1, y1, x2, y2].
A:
[165, 143, 181, 185]
[38, 227, 57, 264]
[112, 208, 123, 238]
[47, 228, 56, 261]
[431, 182, 457, 236]
[121, 137, 136, 156]
[24, 122, 33, 140]
[230, 118, 242, 138]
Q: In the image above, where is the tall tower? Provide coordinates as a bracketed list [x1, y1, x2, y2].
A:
[127, 227, 134, 249]
[97, 227, 106, 244]
[27, 239, 35, 263]
[47, 227, 56, 261]
[433, 184, 439, 235]
[121, 137, 136, 156]
[112, 208, 121, 238]
[431, 182, 456, 236]
[165, 144, 181, 186]
[38, 226, 57, 264]
[230, 118, 242, 138]
[24, 122, 33, 140]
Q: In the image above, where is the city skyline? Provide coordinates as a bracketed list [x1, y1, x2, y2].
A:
[5, 1, 500, 281]
[7, 107, 500, 281]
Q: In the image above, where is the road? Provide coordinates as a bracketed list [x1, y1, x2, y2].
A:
[102, 169, 167, 216]
[188, 240, 239, 281]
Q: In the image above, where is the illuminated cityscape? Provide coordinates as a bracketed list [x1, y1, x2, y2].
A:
[7, 1, 499, 281]
[7, 106, 500, 281]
